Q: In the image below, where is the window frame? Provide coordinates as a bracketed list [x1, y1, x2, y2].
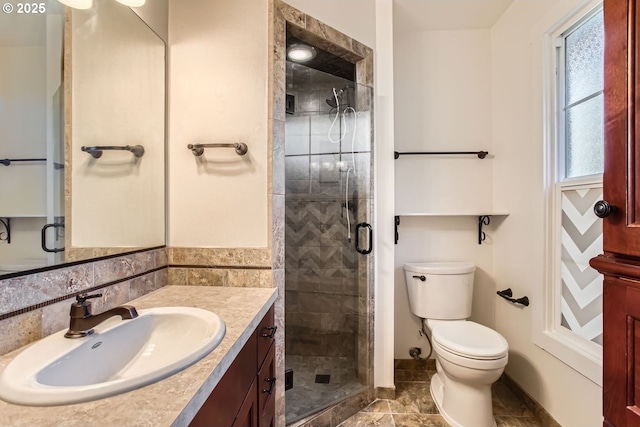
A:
[535, 0, 603, 386]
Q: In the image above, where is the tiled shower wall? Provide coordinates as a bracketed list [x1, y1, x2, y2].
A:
[284, 63, 371, 376]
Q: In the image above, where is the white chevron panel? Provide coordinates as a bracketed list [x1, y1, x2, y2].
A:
[561, 264, 602, 308]
[575, 188, 590, 198]
[561, 230, 603, 261]
[561, 195, 599, 234]
[561, 298, 603, 341]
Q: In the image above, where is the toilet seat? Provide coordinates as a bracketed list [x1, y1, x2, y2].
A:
[432, 321, 508, 360]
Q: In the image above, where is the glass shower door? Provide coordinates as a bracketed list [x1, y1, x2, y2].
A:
[284, 71, 373, 423]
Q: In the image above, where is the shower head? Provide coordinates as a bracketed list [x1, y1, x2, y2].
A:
[326, 86, 350, 109]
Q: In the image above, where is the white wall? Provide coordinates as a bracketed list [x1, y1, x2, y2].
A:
[168, 0, 269, 248]
[393, 28, 495, 356]
[492, 0, 602, 425]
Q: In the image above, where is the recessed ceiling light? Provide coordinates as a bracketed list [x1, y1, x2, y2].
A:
[287, 44, 317, 62]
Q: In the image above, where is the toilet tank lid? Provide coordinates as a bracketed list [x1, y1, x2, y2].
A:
[403, 262, 476, 275]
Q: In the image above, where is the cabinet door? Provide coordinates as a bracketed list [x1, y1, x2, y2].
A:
[189, 334, 257, 427]
[232, 380, 258, 427]
[602, 276, 640, 427]
[258, 344, 276, 427]
[601, 0, 640, 256]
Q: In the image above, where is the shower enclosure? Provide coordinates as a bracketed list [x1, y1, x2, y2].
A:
[284, 61, 373, 423]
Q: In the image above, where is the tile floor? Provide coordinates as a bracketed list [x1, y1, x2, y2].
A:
[286, 355, 367, 423]
[335, 360, 544, 427]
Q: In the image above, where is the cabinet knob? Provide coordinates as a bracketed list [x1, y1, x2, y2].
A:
[594, 200, 617, 218]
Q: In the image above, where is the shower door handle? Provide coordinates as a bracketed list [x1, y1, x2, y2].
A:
[355, 222, 373, 255]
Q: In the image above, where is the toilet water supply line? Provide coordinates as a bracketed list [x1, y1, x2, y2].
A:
[414, 318, 434, 360]
[327, 87, 358, 242]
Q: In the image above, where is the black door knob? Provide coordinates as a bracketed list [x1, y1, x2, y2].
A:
[594, 200, 616, 218]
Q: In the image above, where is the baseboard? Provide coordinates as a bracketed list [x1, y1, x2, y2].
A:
[375, 386, 396, 400]
[500, 373, 562, 427]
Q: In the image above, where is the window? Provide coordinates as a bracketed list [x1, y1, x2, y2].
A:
[535, 3, 604, 385]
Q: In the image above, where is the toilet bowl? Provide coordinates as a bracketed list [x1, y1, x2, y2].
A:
[428, 320, 508, 427]
[403, 262, 509, 427]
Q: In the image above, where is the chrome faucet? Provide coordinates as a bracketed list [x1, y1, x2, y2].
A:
[64, 293, 138, 338]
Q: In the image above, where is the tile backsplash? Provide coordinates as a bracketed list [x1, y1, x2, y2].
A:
[0, 247, 168, 356]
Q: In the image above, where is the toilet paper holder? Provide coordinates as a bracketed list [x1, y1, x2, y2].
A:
[497, 288, 529, 307]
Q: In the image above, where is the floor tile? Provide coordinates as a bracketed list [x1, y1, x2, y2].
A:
[392, 413, 449, 427]
[362, 400, 391, 413]
[337, 412, 394, 427]
[295, 362, 547, 427]
[387, 382, 438, 414]
[492, 381, 534, 417]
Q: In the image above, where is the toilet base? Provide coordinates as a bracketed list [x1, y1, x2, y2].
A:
[430, 373, 497, 427]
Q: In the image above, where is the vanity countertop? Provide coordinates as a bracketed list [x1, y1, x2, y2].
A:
[0, 285, 278, 427]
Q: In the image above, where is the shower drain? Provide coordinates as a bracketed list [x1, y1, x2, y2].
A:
[315, 374, 331, 384]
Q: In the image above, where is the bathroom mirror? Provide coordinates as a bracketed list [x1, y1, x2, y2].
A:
[0, 0, 167, 278]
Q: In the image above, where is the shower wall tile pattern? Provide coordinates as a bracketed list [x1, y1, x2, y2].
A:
[560, 186, 603, 345]
[285, 195, 359, 358]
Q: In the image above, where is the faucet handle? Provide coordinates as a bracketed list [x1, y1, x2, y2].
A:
[76, 293, 102, 304]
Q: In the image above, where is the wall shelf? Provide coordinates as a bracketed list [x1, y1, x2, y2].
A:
[394, 212, 509, 245]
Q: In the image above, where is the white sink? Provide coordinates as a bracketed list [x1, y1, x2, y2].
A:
[0, 306, 225, 406]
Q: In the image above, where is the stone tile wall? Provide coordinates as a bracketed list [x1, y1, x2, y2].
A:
[0, 247, 167, 357]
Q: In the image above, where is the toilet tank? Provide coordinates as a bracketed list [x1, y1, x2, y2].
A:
[403, 262, 476, 319]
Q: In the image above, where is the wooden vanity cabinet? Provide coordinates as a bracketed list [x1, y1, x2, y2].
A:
[189, 306, 276, 427]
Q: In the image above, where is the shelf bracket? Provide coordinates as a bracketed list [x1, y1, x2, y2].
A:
[395, 216, 400, 244]
[0, 217, 10, 244]
[478, 215, 490, 245]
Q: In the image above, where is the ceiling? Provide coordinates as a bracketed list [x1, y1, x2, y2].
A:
[393, 0, 514, 32]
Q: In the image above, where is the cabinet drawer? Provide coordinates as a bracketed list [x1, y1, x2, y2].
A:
[256, 307, 276, 366]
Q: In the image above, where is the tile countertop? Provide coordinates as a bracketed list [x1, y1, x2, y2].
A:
[0, 285, 278, 427]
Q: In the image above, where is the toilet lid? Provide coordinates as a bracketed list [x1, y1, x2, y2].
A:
[432, 321, 508, 360]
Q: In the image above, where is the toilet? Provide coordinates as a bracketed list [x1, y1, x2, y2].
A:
[403, 262, 508, 427]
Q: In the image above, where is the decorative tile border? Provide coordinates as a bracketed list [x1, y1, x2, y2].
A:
[168, 266, 273, 288]
[0, 268, 165, 356]
[0, 247, 167, 318]
[0, 247, 168, 357]
[168, 247, 271, 268]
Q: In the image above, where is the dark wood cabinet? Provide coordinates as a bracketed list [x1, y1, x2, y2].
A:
[189, 306, 276, 427]
[591, 1, 640, 426]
